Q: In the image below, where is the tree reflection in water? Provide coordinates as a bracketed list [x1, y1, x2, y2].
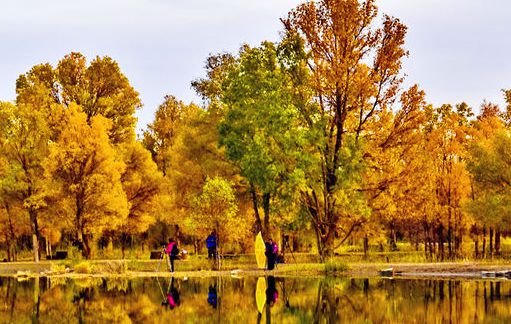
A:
[1, 276, 511, 323]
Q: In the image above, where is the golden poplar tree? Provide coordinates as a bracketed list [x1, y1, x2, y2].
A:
[44, 104, 128, 258]
[117, 141, 162, 258]
[0, 100, 53, 262]
[282, 0, 411, 257]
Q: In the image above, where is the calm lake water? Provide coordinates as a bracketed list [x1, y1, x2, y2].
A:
[0, 275, 510, 323]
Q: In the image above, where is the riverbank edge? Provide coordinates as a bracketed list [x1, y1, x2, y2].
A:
[3, 261, 511, 279]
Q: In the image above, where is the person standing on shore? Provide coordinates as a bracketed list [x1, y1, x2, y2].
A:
[265, 238, 278, 270]
[165, 238, 179, 272]
[206, 231, 217, 260]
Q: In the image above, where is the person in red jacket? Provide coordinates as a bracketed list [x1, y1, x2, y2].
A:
[165, 238, 179, 272]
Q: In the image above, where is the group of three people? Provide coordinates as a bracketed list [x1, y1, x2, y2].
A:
[164, 233, 280, 272]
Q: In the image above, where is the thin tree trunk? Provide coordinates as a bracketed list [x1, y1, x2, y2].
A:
[262, 193, 271, 236]
[250, 183, 262, 234]
[45, 237, 50, 259]
[81, 230, 91, 259]
[448, 219, 452, 258]
[6, 235, 11, 262]
[392, 229, 398, 251]
[121, 233, 126, 259]
[495, 230, 501, 256]
[414, 232, 419, 251]
[216, 224, 220, 270]
[32, 235, 39, 262]
[363, 234, 369, 258]
[314, 220, 323, 262]
[482, 227, 487, 258]
[489, 227, 494, 259]
[428, 239, 434, 259]
[474, 239, 479, 259]
[5, 203, 16, 262]
[29, 209, 40, 263]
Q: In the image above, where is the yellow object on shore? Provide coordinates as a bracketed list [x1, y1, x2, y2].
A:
[255, 232, 266, 269]
[256, 276, 266, 314]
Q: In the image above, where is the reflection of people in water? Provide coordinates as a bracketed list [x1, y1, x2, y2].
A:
[266, 276, 278, 307]
[161, 277, 180, 309]
[207, 284, 218, 309]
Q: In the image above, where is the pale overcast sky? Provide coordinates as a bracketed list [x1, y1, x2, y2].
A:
[1, 0, 510, 132]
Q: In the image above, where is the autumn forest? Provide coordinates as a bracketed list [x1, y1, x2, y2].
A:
[2, 0, 511, 263]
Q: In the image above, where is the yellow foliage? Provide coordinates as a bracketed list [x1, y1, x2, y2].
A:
[44, 104, 128, 257]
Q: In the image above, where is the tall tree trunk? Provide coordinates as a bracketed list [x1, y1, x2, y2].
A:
[250, 183, 263, 234]
[5, 203, 17, 262]
[495, 230, 501, 256]
[314, 221, 323, 262]
[29, 209, 40, 263]
[121, 233, 126, 259]
[447, 175, 452, 258]
[437, 224, 444, 261]
[392, 228, 398, 251]
[216, 223, 221, 270]
[174, 224, 181, 241]
[482, 227, 487, 259]
[45, 237, 50, 259]
[6, 234, 11, 262]
[474, 239, 479, 259]
[448, 217, 452, 258]
[262, 193, 271, 236]
[75, 199, 88, 257]
[489, 227, 494, 259]
[363, 234, 369, 258]
[80, 230, 91, 259]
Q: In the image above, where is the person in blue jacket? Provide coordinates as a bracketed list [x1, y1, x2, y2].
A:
[206, 231, 217, 260]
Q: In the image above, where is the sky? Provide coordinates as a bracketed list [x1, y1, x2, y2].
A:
[1, 0, 510, 133]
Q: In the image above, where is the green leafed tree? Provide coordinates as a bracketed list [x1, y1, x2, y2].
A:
[467, 124, 511, 257]
[190, 177, 248, 258]
[217, 41, 307, 237]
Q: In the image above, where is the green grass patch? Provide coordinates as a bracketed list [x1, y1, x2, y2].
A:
[324, 259, 349, 273]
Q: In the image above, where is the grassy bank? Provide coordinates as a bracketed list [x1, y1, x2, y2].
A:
[4, 256, 511, 279]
